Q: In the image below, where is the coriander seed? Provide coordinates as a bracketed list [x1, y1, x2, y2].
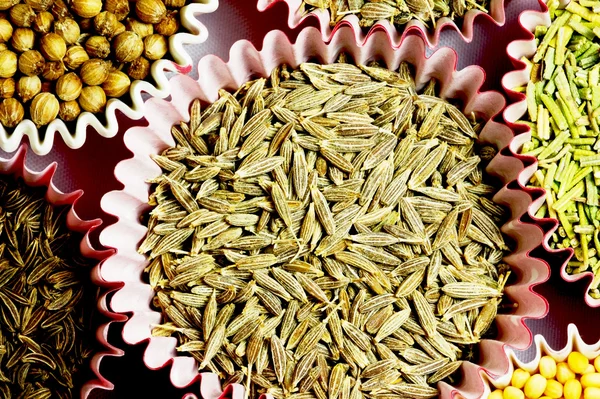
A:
[142, 33, 167, 61]
[135, 0, 166, 24]
[104, 0, 129, 21]
[79, 58, 108, 85]
[94, 11, 119, 37]
[0, 97, 23, 127]
[9, 3, 34, 27]
[154, 11, 178, 36]
[0, 77, 14, 98]
[41, 60, 64, 80]
[55, 72, 81, 101]
[84, 35, 110, 58]
[127, 56, 149, 80]
[24, 0, 53, 12]
[78, 17, 92, 31]
[10, 27, 34, 52]
[17, 49, 44, 76]
[54, 17, 80, 44]
[125, 18, 153, 39]
[0, 44, 7, 52]
[40, 32, 66, 61]
[102, 70, 129, 97]
[17, 75, 40, 101]
[63, 44, 88, 69]
[78, 85, 105, 113]
[32, 11, 53, 33]
[0, 50, 17, 78]
[0, 0, 18, 11]
[0, 18, 12, 42]
[58, 99, 79, 121]
[163, 0, 185, 8]
[70, 0, 101, 18]
[30, 91, 58, 126]
[112, 31, 143, 63]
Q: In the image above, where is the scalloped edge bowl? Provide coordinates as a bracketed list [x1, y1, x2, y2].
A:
[0, 0, 219, 156]
[99, 24, 550, 399]
[0, 144, 116, 398]
[500, 0, 600, 307]
[256, 0, 509, 47]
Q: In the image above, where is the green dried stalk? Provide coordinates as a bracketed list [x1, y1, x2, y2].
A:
[0, 177, 96, 399]
[517, 0, 600, 299]
[142, 56, 510, 398]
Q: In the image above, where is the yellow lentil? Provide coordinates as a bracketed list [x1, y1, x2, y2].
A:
[585, 365, 597, 375]
[595, 357, 600, 373]
[582, 373, 600, 389]
[525, 374, 548, 399]
[505, 386, 526, 399]
[544, 379, 563, 399]
[540, 356, 558, 379]
[564, 379, 583, 399]
[490, 389, 505, 399]
[558, 362, 577, 384]
[584, 387, 600, 399]
[569, 353, 590, 374]
[513, 369, 532, 389]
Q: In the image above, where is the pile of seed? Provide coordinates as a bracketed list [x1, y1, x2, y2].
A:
[0, 0, 185, 129]
[300, 0, 490, 29]
[517, 0, 600, 299]
[141, 58, 510, 399]
[0, 177, 96, 399]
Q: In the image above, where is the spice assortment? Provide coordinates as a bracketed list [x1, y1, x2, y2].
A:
[0, 176, 96, 399]
[517, 0, 600, 299]
[298, 0, 491, 28]
[0, 0, 184, 129]
[139, 57, 510, 398]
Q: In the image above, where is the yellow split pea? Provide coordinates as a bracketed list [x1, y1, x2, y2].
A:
[491, 352, 600, 399]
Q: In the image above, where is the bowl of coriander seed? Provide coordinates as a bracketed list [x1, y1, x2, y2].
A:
[95, 22, 554, 399]
[256, 0, 509, 45]
[0, 0, 217, 156]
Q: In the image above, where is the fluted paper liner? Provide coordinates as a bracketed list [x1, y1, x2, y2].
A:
[99, 24, 550, 399]
[0, 144, 115, 398]
[486, 324, 600, 394]
[0, 0, 218, 156]
[501, 0, 600, 308]
[256, 0, 508, 47]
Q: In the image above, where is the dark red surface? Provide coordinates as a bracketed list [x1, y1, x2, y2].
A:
[2, 0, 600, 397]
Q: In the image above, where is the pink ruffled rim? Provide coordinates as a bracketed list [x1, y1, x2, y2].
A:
[500, 0, 600, 307]
[0, 144, 115, 399]
[256, 0, 507, 47]
[99, 24, 551, 399]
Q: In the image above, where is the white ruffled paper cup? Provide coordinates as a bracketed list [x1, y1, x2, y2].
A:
[0, 0, 218, 157]
[99, 23, 551, 399]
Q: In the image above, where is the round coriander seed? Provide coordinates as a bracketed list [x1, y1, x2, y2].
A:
[0, 18, 12, 42]
[0, 0, 18, 11]
[0, 77, 14, 98]
[0, 50, 17, 78]
[18, 49, 45, 76]
[54, 18, 80, 44]
[59, 99, 80, 121]
[102, 70, 129, 97]
[30, 92, 58, 126]
[32, 11, 53, 34]
[71, 0, 102, 18]
[0, 44, 7, 52]
[154, 11, 178, 36]
[16, 75, 41, 101]
[94, 11, 119, 37]
[85, 35, 110, 58]
[104, 0, 129, 21]
[41, 61, 64, 81]
[9, 4, 34, 27]
[143, 34, 167, 61]
[78, 85, 105, 113]
[164, 0, 185, 8]
[63, 45, 89, 69]
[10, 27, 35, 52]
[40, 33, 66, 61]
[125, 18, 153, 39]
[56, 72, 81, 101]
[79, 58, 108, 85]
[127, 56, 149, 80]
[113, 31, 143, 63]
[24, 0, 53, 12]
[0, 97, 23, 127]
[135, 0, 166, 24]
